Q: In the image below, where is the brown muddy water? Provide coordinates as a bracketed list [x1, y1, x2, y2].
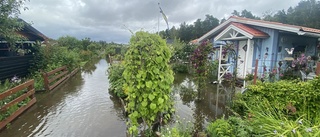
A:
[0, 59, 233, 137]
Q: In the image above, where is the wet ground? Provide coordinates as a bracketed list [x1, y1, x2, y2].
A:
[0, 59, 233, 137]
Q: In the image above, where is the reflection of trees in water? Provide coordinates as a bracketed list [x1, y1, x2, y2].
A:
[174, 74, 234, 135]
[81, 59, 100, 75]
[109, 92, 126, 120]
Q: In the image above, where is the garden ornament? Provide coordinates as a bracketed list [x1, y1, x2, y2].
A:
[285, 48, 294, 55]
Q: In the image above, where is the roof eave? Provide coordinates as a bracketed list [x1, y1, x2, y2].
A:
[302, 32, 320, 38]
[234, 19, 301, 34]
[198, 18, 236, 42]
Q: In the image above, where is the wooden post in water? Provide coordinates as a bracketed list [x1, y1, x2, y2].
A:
[253, 59, 258, 85]
[316, 62, 320, 76]
[42, 72, 50, 91]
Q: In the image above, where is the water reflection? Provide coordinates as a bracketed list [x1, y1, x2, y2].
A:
[173, 73, 233, 130]
[81, 58, 100, 75]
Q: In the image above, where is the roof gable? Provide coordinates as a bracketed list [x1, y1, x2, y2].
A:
[214, 23, 269, 41]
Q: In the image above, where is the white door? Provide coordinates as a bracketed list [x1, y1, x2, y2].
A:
[237, 40, 254, 79]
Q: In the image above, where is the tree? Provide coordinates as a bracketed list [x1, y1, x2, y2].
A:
[202, 15, 219, 34]
[0, 0, 28, 45]
[232, 9, 260, 19]
[273, 10, 288, 24]
[81, 37, 91, 50]
[159, 14, 219, 42]
[287, 0, 320, 28]
[57, 36, 81, 50]
[263, 0, 320, 29]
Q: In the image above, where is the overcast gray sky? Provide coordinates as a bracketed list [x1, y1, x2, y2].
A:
[20, 0, 301, 43]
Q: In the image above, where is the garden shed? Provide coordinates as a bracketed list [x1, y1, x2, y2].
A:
[0, 19, 48, 81]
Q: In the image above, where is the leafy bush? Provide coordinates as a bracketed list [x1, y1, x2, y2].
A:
[123, 31, 174, 135]
[206, 116, 252, 137]
[108, 63, 126, 98]
[172, 63, 189, 73]
[237, 77, 320, 122]
[161, 119, 193, 137]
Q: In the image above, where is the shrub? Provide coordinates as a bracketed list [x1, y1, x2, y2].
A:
[172, 63, 188, 73]
[206, 116, 253, 137]
[123, 31, 174, 135]
[108, 63, 126, 98]
[235, 77, 320, 123]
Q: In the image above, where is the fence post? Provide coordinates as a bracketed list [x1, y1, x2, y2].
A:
[42, 72, 50, 91]
[253, 59, 258, 85]
[27, 80, 35, 99]
[316, 62, 320, 76]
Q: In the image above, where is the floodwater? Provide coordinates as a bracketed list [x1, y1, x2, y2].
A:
[172, 73, 233, 128]
[0, 59, 233, 137]
[0, 59, 126, 137]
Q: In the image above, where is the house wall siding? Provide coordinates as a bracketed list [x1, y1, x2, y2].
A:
[0, 55, 33, 81]
[252, 26, 279, 73]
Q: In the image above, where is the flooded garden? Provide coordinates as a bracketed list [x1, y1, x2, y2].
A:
[1, 31, 320, 137]
[0, 58, 232, 137]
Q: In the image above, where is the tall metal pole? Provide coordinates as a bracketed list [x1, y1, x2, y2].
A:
[157, 2, 160, 35]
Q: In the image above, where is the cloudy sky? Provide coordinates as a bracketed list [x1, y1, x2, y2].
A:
[20, 0, 301, 43]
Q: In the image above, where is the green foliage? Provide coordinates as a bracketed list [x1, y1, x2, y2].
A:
[206, 117, 233, 137]
[207, 97, 320, 137]
[244, 73, 254, 81]
[231, 9, 260, 19]
[263, 0, 320, 29]
[159, 15, 219, 42]
[171, 63, 188, 73]
[0, 0, 27, 45]
[108, 63, 126, 98]
[57, 36, 82, 50]
[239, 77, 320, 121]
[0, 78, 31, 122]
[208, 60, 219, 81]
[225, 77, 320, 136]
[105, 46, 116, 56]
[28, 41, 84, 90]
[190, 41, 212, 89]
[123, 31, 174, 135]
[170, 39, 195, 62]
[206, 116, 253, 137]
[161, 120, 193, 137]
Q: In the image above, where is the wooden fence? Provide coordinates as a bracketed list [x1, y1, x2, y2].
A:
[42, 66, 79, 91]
[0, 79, 36, 130]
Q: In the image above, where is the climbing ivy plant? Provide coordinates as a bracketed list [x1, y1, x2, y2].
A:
[123, 31, 174, 135]
[190, 41, 212, 99]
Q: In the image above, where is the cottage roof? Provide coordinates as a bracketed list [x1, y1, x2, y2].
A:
[197, 16, 320, 43]
[0, 19, 48, 42]
[230, 23, 268, 37]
